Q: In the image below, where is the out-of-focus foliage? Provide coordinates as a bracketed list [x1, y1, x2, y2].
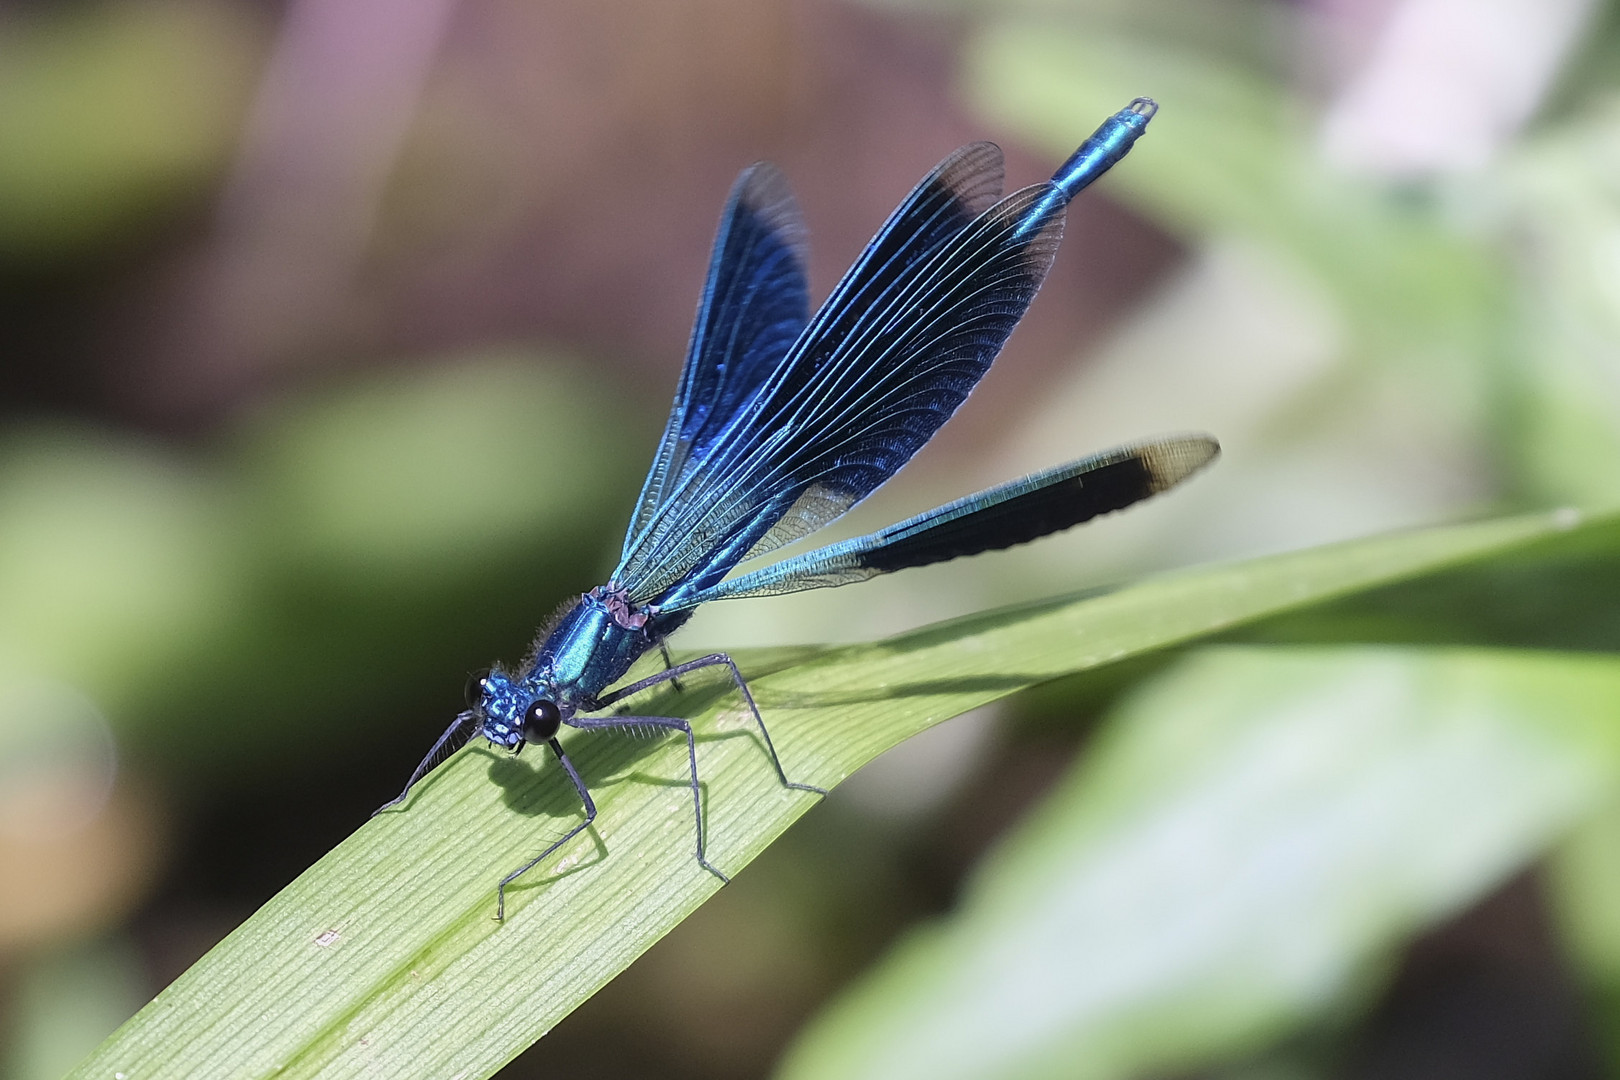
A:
[783, 646, 1620, 1080]
[0, 428, 234, 710]
[971, 20, 1504, 351]
[0, 351, 640, 761]
[1549, 799, 1620, 1068]
[2, 940, 146, 1080]
[1503, 99, 1620, 506]
[0, 0, 263, 259]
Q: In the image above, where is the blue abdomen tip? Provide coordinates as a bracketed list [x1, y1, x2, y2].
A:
[1048, 97, 1158, 200]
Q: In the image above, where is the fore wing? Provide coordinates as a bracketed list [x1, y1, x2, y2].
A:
[617, 101, 1156, 612]
[621, 163, 812, 559]
[658, 436, 1219, 608]
[616, 140, 1045, 608]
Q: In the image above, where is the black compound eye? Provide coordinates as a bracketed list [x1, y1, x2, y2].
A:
[464, 668, 490, 709]
[523, 699, 562, 741]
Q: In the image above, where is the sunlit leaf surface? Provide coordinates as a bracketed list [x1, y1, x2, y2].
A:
[781, 645, 1620, 1080]
[68, 510, 1583, 1079]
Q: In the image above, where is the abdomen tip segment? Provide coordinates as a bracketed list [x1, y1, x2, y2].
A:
[1048, 97, 1159, 201]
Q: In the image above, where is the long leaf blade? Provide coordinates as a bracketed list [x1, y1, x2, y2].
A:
[70, 510, 1584, 1080]
[781, 645, 1620, 1080]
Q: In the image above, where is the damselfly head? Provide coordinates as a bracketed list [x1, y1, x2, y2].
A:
[474, 669, 567, 750]
[479, 716, 523, 750]
[474, 669, 523, 749]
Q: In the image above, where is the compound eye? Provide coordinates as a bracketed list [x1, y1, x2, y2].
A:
[523, 699, 562, 741]
[464, 668, 490, 709]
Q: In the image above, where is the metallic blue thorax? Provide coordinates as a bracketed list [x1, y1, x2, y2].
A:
[535, 587, 655, 702]
[477, 586, 688, 747]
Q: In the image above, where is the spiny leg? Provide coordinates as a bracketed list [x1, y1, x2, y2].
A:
[373, 709, 479, 815]
[592, 653, 826, 796]
[615, 641, 683, 712]
[573, 714, 730, 884]
[658, 640, 685, 693]
[497, 738, 597, 921]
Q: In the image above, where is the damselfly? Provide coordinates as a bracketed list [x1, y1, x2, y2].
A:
[378, 98, 1217, 917]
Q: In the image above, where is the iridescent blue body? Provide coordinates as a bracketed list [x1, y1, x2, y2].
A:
[379, 98, 1220, 918]
[1022, 100, 1155, 234]
[477, 586, 688, 747]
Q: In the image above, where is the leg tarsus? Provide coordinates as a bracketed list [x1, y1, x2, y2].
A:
[497, 738, 597, 921]
[573, 714, 730, 884]
[374, 709, 479, 816]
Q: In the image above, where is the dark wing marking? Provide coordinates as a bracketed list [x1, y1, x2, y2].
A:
[614, 142, 1011, 605]
[661, 436, 1219, 608]
[621, 181, 1078, 611]
[622, 163, 811, 560]
[633, 182, 1065, 611]
[615, 101, 1158, 612]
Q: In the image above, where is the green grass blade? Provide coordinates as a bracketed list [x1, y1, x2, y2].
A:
[68, 510, 1587, 1080]
[780, 645, 1620, 1080]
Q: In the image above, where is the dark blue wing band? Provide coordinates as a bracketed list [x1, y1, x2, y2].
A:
[617, 100, 1160, 611]
[660, 434, 1216, 609]
[623, 163, 811, 559]
[626, 182, 1065, 609]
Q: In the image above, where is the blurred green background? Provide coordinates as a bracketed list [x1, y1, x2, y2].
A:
[6, 0, 1620, 1076]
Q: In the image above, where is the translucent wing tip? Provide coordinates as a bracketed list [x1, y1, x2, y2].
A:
[933, 140, 1007, 219]
[733, 161, 809, 266]
[1136, 434, 1221, 493]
